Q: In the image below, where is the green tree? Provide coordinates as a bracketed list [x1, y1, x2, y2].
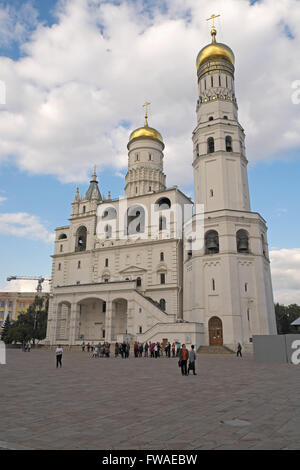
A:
[275, 303, 300, 334]
[2, 295, 49, 345]
[1, 314, 11, 344]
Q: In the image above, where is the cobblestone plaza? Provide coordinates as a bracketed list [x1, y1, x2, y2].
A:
[0, 349, 300, 450]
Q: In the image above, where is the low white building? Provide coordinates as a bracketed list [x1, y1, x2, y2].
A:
[45, 25, 277, 350]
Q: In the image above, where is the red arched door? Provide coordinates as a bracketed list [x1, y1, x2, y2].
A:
[209, 317, 223, 345]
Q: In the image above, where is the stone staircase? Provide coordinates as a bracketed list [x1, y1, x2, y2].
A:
[197, 345, 235, 354]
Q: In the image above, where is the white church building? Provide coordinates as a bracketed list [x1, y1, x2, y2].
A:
[45, 24, 277, 350]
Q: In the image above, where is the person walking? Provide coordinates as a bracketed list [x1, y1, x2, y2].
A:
[144, 342, 149, 358]
[56, 345, 63, 368]
[81, 341, 85, 352]
[237, 342, 242, 357]
[179, 344, 189, 376]
[176, 342, 181, 357]
[171, 342, 175, 358]
[188, 345, 197, 375]
[115, 342, 119, 357]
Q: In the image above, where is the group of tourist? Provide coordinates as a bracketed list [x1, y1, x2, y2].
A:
[81, 342, 111, 358]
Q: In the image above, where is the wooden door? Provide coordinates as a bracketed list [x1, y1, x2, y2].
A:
[209, 317, 223, 345]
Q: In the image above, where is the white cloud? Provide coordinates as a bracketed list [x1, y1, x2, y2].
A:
[270, 248, 300, 305]
[0, 212, 55, 243]
[0, 196, 7, 204]
[0, 0, 299, 187]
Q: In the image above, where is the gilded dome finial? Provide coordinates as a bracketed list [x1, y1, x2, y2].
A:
[143, 101, 151, 127]
[206, 13, 220, 44]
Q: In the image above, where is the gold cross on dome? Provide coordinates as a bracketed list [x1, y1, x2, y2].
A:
[143, 101, 151, 126]
[206, 13, 220, 29]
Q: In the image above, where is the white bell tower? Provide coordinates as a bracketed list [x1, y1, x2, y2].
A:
[184, 16, 277, 350]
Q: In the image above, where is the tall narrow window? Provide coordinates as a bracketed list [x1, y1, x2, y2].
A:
[225, 135, 233, 152]
[160, 273, 166, 285]
[226, 76, 228, 87]
[207, 137, 215, 154]
[105, 258, 109, 267]
[204, 79, 206, 90]
[219, 75, 221, 86]
[83, 206, 86, 214]
[211, 76, 213, 87]
[60, 244, 63, 252]
[136, 277, 142, 287]
[149, 153, 152, 161]
[159, 216, 167, 231]
[245, 283, 248, 292]
[160, 252, 164, 261]
[102, 301, 106, 313]
[58, 263, 61, 271]
[212, 279, 216, 291]
[77, 261, 81, 269]
[159, 299, 166, 311]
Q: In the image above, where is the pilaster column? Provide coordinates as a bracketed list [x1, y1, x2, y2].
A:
[46, 298, 58, 345]
[69, 302, 80, 345]
[4, 300, 8, 321]
[105, 300, 113, 342]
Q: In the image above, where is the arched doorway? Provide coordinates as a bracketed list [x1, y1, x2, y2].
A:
[208, 316, 223, 345]
[78, 297, 106, 341]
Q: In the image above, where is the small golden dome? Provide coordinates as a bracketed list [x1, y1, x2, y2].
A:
[196, 28, 234, 70]
[129, 125, 163, 144]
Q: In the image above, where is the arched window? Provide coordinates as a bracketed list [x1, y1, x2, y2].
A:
[75, 226, 87, 252]
[136, 277, 142, 287]
[212, 279, 216, 291]
[155, 197, 171, 210]
[207, 137, 215, 154]
[225, 135, 233, 152]
[160, 252, 164, 261]
[102, 207, 117, 221]
[58, 233, 67, 240]
[205, 230, 219, 254]
[159, 215, 167, 231]
[127, 205, 145, 235]
[209, 116, 214, 121]
[159, 299, 166, 311]
[236, 229, 249, 253]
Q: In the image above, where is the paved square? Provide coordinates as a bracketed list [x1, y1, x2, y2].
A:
[0, 348, 300, 450]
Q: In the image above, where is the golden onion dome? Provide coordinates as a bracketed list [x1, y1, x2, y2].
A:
[129, 125, 163, 144]
[196, 27, 234, 70]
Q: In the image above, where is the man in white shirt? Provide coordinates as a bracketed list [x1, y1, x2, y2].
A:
[56, 345, 63, 368]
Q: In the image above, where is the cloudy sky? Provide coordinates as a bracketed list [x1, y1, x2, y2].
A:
[0, 0, 299, 303]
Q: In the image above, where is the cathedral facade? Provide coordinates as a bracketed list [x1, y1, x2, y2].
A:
[45, 25, 277, 350]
